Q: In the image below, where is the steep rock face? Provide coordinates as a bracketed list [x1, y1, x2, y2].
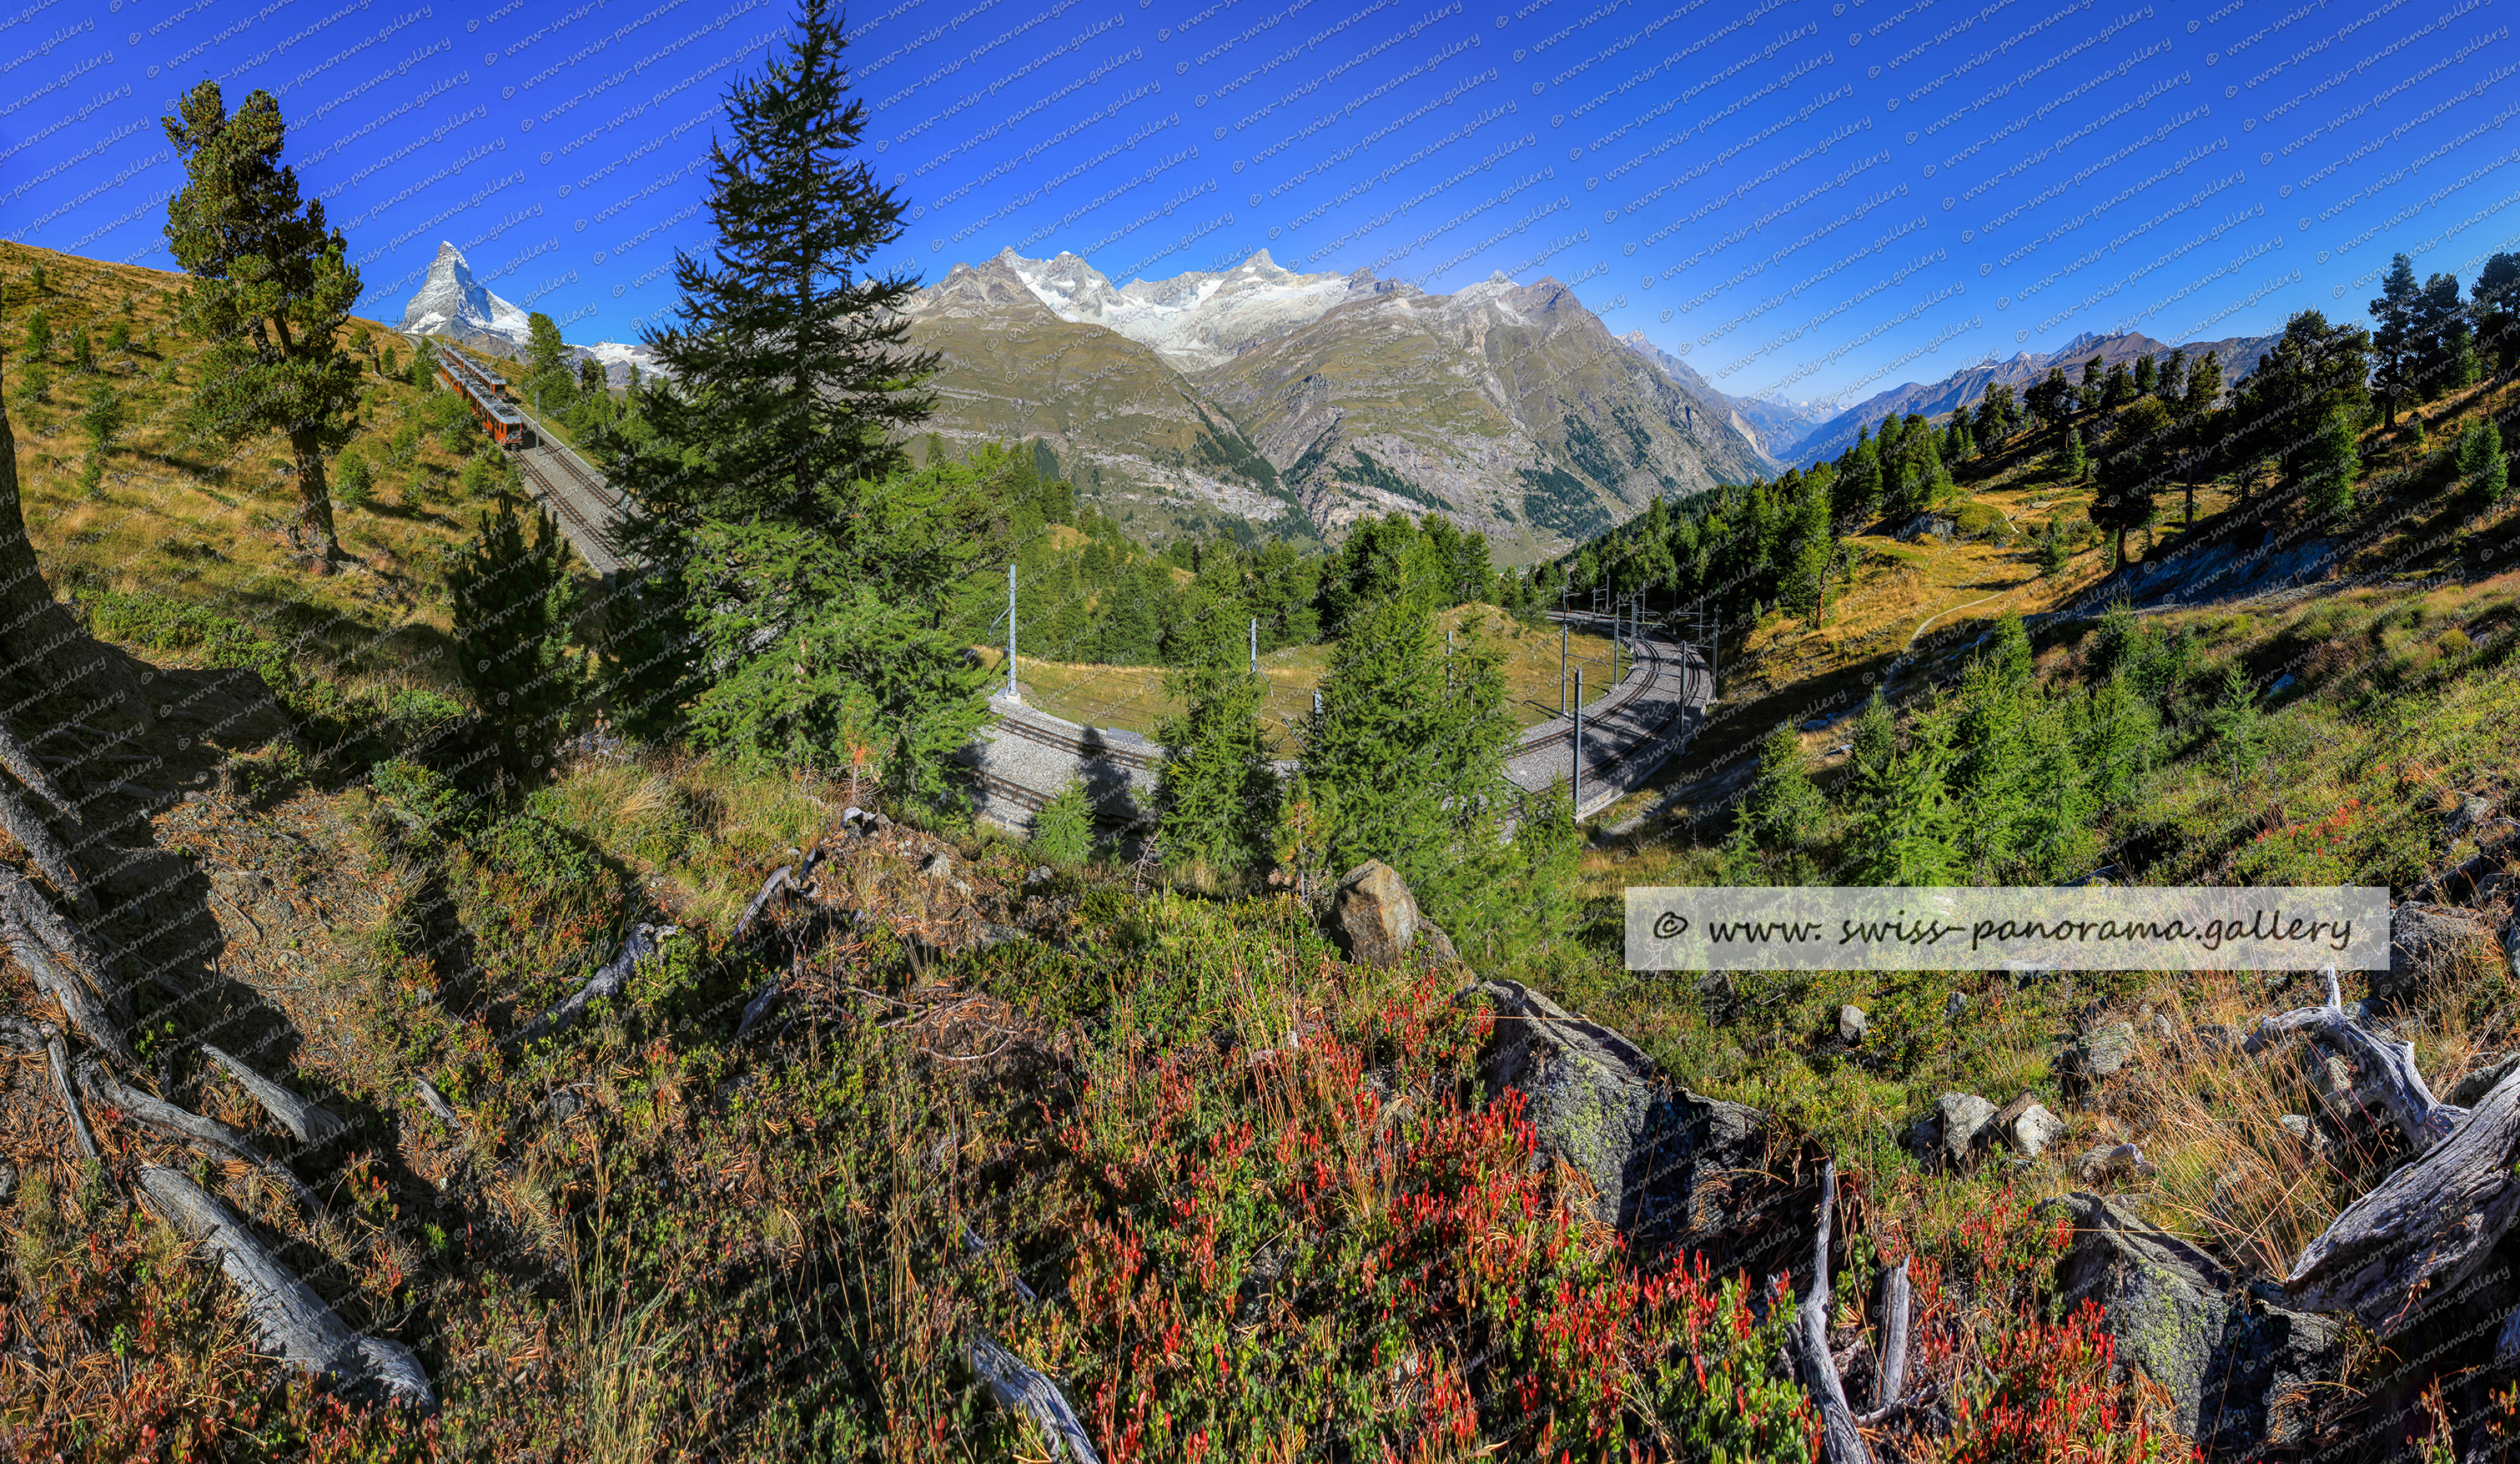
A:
[1200, 272, 1773, 550]
[400, 242, 532, 345]
[1617, 330, 1814, 465]
[897, 255, 1303, 529]
[898, 249, 1773, 555]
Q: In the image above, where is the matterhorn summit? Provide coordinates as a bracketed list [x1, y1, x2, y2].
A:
[401, 241, 532, 345]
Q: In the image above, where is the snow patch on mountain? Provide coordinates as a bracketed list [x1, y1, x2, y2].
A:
[988, 248, 1354, 371]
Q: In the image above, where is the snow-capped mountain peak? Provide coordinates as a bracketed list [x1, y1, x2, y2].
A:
[941, 248, 1355, 370]
[400, 241, 531, 345]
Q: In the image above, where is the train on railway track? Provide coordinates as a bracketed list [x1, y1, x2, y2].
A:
[430, 344, 537, 450]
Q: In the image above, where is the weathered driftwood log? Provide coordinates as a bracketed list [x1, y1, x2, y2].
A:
[2286, 1053, 2520, 1335]
[1871, 1259, 1911, 1415]
[133, 1165, 435, 1411]
[198, 1043, 350, 1146]
[48, 1033, 98, 1163]
[960, 1225, 1093, 1458]
[1797, 1159, 1873, 1464]
[500, 922, 674, 1049]
[5, 897, 132, 1064]
[966, 1332, 1101, 1463]
[84, 1061, 324, 1217]
[2250, 966, 2467, 1152]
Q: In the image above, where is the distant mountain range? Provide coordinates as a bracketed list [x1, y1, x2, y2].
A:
[1778, 330, 2283, 467]
[399, 242, 665, 387]
[1615, 331, 1828, 463]
[895, 248, 1771, 555]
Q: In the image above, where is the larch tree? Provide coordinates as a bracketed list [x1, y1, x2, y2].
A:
[1154, 592, 1280, 881]
[160, 82, 364, 572]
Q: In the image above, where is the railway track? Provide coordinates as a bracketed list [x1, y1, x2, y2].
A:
[969, 613, 1708, 830]
[989, 707, 1163, 771]
[515, 443, 625, 573]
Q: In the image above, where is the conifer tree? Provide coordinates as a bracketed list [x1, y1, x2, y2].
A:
[2205, 662, 2262, 780]
[1950, 656, 2033, 880]
[77, 380, 123, 491]
[1725, 721, 1826, 883]
[1303, 593, 1514, 927]
[2075, 669, 2156, 811]
[608, 0, 987, 792]
[161, 81, 363, 571]
[1845, 696, 1962, 886]
[2037, 517, 2072, 580]
[2302, 406, 2361, 519]
[2054, 426, 2086, 482]
[449, 492, 585, 794]
[1154, 595, 1280, 879]
[2371, 254, 2421, 425]
[2455, 420, 2508, 503]
[1512, 775, 1584, 943]
[1031, 775, 1095, 867]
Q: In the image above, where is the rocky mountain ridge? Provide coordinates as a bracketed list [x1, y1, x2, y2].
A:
[898, 248, 1772, 554]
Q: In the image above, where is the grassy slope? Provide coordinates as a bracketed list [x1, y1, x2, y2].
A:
[0, 242, 525, 707]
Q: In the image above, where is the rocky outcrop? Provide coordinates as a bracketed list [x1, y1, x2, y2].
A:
[1475, 979, 1800, 1278]
[2046, 1193, 2343, 1460]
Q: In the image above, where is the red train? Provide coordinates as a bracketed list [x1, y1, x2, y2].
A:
[430, 343, 537, 450]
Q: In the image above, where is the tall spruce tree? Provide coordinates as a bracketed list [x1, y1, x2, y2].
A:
[2371, 254, 2421, 424]
[1154, 594, 1280, 879]
[607, 0, 987, 792]
[161, 82, 364, 571]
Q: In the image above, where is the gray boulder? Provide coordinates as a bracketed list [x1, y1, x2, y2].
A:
[1476, 979, 1798, 1278]
[1329, 860, 1420, 968]
[2447, 794, 2492, 839]
[1838, 1004, 1868, 1042]
[2045, 1193, 2344, 1460]
[2060, 1022, 2139, 1085]
[1934, 1093, 1998, 1168]
[2378, 902, 2493, 1006]
[1991, 1093, 2066, 1158]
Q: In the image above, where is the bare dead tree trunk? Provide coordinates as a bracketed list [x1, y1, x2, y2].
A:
[1798, 1158, 1873, 1464]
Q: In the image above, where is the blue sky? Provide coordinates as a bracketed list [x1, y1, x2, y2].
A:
[5, 0, 2517, 409]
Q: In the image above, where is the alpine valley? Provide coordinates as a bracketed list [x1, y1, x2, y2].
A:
[893, 247, 1775, 558]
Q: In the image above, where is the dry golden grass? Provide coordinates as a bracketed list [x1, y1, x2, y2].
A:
[2, 241, 500, 702]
